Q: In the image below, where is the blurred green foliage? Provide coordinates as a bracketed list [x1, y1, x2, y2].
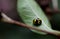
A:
[51, 13, 60, 30]
[0, 21, 58, 39]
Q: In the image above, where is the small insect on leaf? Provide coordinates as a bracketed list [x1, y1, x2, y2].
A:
[33, 18, 42, 26]
[17, 0, 52, 35]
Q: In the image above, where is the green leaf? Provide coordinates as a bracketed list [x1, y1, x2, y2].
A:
[17, 0, 52, 34]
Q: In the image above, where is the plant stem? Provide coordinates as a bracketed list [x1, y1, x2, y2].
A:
[1, 13, 60, 36]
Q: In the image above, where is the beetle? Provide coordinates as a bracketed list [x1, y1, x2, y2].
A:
[33, 18, 42, 26]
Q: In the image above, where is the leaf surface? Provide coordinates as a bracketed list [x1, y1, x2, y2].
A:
[17, 0, 52, 34]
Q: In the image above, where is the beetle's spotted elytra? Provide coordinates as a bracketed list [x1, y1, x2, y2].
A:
[33, 18, 42, 26]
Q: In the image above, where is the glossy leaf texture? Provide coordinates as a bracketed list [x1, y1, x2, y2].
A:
[17, 0, 52, 34]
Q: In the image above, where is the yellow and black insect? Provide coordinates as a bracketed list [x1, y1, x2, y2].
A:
[33, 18, 42, 26]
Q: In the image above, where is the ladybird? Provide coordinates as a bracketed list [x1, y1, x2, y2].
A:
[33, 18, 42, 26]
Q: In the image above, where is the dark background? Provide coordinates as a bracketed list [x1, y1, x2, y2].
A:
[0, 0, 60, 39]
